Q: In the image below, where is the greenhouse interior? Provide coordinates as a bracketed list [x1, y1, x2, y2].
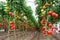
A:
[0, 0, 60, 40]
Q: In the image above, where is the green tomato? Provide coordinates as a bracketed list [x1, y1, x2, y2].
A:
[41, 9, 44, 12]
[4, 8, 9, 12]
[4, 7, 9, 12]
[42, 11, 46, 14]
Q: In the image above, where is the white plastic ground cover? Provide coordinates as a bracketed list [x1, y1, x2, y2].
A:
[53, 22, 60, 33]
[0, 29, 5, 32]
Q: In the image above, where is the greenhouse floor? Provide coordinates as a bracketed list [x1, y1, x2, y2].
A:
[0, 31, 60, 40]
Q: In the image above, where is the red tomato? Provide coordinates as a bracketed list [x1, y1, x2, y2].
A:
[12, 25, 16, 28]
[47, 30, 53, 35]
[48, 11, 53, 15]
[10, 27, 14, 30]
[41, 14, 44, 19]
[52, 12, 56, 17]
[10, 24, 14, 27]
[51, 26, 55, 31]
[58, 30, 60, 32]
[10, 25, 16, 30]
[48, 23, 53, 28]
[43, 30, 46, 35]
[41, 19, 46, 24]
[52, 12, 58, 18]
[45, 2, 49, 7]
[54, 14, 58, 18]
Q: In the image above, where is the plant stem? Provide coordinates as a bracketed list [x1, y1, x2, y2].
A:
[8, 30, 10, 40]
[14, 11, 17, 40]
[45, 15, 50, 31]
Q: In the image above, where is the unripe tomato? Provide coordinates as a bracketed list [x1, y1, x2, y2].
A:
[47, 30, 53, 35]
[41, 9, 44, 12]
[4, 7, 9, 12]
[42, 11, 46, 14]
[43, 6, 46, 9]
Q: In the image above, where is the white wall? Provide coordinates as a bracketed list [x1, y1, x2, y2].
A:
[0, 0, 6, 2]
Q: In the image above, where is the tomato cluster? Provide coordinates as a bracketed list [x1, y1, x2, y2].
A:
[42, 24, 55, 35]
[48, 11, 58, 18]
[40, 2, 59, 35]
[40, 10, 59, 35]
[9, 21, 16, 30]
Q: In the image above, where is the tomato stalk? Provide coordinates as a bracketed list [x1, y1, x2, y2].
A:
[7, 16, 11, 40]
[44, 15, 51, 40]
[13, 11, 17, 40]
[45, 15, 50, 31]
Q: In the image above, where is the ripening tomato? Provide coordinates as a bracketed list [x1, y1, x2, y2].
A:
[41, 19, 46, 24]
[42, 27, 46, 31]
[9, 12, 12, 15]
[4, 24, 7, 28]
[45, 2, 49, 7]
[48, 11, 53, 16]
[47, 30, 53, 35]
[9, 21, 14, 25]
[11, 13, 14, 16]
[41, 14, 44, 19]
[0, 24, 3, 26]
[48, 22, 52, 25]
